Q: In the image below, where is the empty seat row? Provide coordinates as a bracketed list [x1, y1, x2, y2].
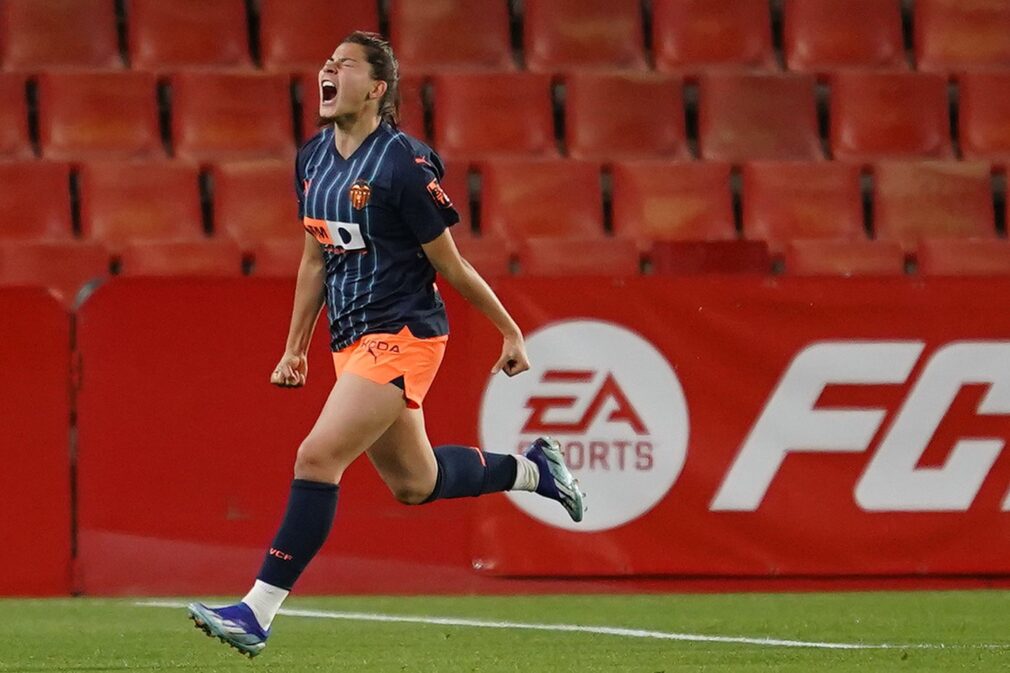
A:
[5, 235, 1010, 311]
[9, 70, 1010, 164]
[0, 71, 295, 161]
[1, 159, 1000, 261]
[0, 160, 300, 252]
[0, 238, 304, 306]
[0, 0, 372, 72]
[4, 0, 1010, 74]
[470, 159, 999, 255]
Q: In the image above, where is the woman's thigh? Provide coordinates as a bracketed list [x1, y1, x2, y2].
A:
[295, 372, 406, 482]
[365, 406, 438, 503]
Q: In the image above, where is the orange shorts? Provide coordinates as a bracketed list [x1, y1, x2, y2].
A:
[331, 326, 448, 409]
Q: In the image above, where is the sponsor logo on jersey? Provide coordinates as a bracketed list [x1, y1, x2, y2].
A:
[427, 179, 452, 209]
[303, 217, 368, 254]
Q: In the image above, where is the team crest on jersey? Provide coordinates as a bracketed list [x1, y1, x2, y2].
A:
[349, 179, 372, 210]
[427, 178, 452, 209]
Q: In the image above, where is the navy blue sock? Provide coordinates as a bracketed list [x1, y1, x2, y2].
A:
[256, 479, 338, 591]
[422, 445, 517, 502]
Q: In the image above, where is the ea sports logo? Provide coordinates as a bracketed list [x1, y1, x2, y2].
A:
[480, 320, 689, 532]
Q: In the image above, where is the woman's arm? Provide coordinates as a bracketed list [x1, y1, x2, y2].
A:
[421, 229, 530, 376]
[270, 232, 327, 387]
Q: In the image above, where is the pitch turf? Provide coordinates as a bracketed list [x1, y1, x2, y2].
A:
[2, 592, 1009, 672]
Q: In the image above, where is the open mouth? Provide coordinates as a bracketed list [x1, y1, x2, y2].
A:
[321, 81, 337, 103]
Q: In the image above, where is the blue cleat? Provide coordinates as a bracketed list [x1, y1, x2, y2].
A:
[524, 437, 586, 523]
[187, 601, 269, 658]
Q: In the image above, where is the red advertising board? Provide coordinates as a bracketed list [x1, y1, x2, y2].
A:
[469, 277, 1010, 577]
[0, 288, 72, 595]
[74, 279, 481, 595]
[68, 275, 1010, 593]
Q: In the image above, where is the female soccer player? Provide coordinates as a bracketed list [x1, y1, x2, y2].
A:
[187, 32, 584, 657]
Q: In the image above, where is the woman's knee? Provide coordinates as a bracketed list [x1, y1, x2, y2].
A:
[388, 478, 435, 505]
[294, 437, 349, 482]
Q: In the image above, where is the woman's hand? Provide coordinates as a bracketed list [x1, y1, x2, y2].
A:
[491, 333, 530, 377]
[270, 352, 308, 387]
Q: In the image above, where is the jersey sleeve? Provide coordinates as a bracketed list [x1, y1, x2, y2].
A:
[396, 151, 461, 244]
[294, 152, 306, 219]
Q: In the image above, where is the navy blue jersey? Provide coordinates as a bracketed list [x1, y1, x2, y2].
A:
[295, 123, 460, 351]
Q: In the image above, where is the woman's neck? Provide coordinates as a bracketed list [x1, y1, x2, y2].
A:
[332, 114, 382, 159]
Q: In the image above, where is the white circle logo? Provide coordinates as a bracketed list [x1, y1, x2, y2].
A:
[479, 319, 689, 532]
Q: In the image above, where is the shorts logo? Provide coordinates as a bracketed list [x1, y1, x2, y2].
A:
[364, 338, 401, 363]
[480, 320, 689, 532]
[349, 179, 371, 210]
[427, 179, 452, 209]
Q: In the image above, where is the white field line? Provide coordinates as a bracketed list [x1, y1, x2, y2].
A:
[135, 599, 970, 651]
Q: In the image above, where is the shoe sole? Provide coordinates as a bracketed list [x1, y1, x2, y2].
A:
[187, 603, 265, 658]
[539, 438, 586, 523]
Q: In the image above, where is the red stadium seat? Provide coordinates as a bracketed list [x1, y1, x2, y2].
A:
[523, 0, 647, 72]
[873, 161, 995, 252]
[830, 72, 952, 161]
[917, 238, 1010, 275]
[0, 241, 109, 305]
[698, 73, 822, 161]
[212, 160, 301, 250]
[0, 0, 121, 70]
[249, 238, 304, 277]
[784, 239, 905, 275]
[650, 240, 771, 274]
[915, 0, 1010, 72]
[389, 0, 514, 73]
[300, 72, 425, 142]
[610, 161, 735, 249]
[479, 159, 603, 244]
[171, 72, 294, 162]
[742, 161, 864, 254]
[783, 0, 906, 73]
[259, 0, 378, 71]
[958, 71, 1010, 162]
[118, 240, 243, 277]
[432, 73, 556, 159]
[127, 0, 252, 70]
[518, 237, 640, 276]
[653, 0, 776, 74]
[79, 160, 204, 250]
[564, 73, 689, 161]
[0, 161, 72, 240]
[395, 74, 427, 141]
[0, 74, 32, 158]
[299, 70, 324, 141]
[37, 72, 163, 160]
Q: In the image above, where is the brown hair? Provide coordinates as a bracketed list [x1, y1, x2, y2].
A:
[342, 31, 400, 126]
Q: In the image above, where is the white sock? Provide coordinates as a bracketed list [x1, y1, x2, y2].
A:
[511, 455, 541, 492]
[241, 579, 289, 630]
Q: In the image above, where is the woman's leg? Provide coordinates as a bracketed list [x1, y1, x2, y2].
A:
[365, 406, 439, 504]
[242, 373, 406, 628]
[367, 406, 541, 505]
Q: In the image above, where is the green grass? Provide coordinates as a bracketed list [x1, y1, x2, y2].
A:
[2, 592, 1009, 672]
